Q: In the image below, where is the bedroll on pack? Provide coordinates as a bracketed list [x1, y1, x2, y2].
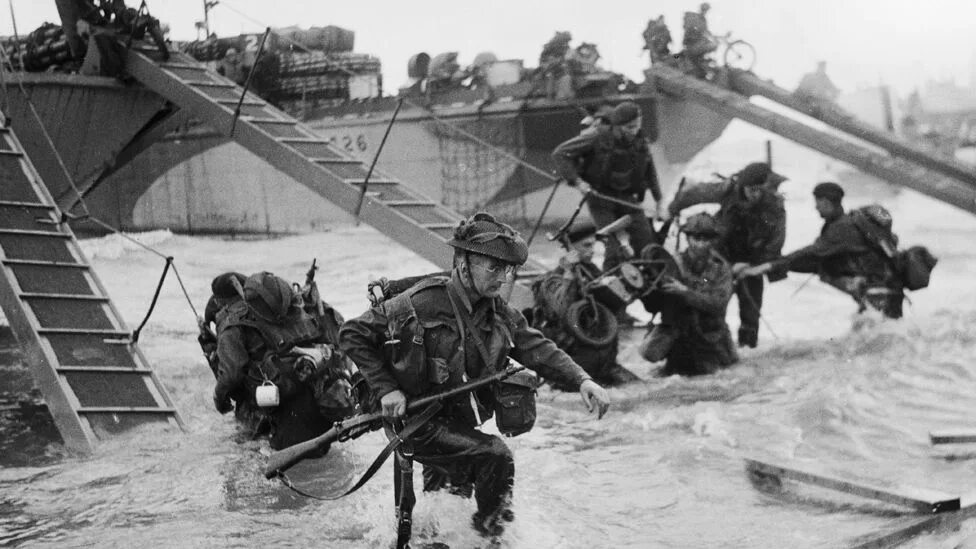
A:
[898, 246, 938, 291]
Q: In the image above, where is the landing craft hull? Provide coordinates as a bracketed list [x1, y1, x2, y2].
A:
[4, 73, 731, 233]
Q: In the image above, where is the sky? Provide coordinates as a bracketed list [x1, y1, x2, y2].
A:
[3, 0, 975, 98]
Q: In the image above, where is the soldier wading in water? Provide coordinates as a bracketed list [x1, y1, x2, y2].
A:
[339, 212, 610, 539]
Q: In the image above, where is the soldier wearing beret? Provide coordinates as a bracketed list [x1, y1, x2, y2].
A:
[741, 182, 905, 318]
[666, 162, 787, 348]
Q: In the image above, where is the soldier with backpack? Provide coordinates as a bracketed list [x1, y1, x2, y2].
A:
[551, 100, 664, 274]
[740, 182, 932, 319]
[339, 212, 609, 540]
[211, 271, 360, 450]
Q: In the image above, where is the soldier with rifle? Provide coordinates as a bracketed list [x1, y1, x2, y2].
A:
[337, 212, 610, 542]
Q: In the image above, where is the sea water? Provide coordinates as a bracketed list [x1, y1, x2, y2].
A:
[4, 125, 976, 548]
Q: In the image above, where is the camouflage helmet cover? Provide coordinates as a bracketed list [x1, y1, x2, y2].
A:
[244, 271, 294, 322]
[448, 212, 529, 265]
[681, 212, 720, 237]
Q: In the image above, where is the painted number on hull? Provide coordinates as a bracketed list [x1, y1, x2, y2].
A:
[324, 134, 369, 153]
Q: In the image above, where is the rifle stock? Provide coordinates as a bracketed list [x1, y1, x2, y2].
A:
[264, 412, 382, 478]
[263, 364, 526, 478]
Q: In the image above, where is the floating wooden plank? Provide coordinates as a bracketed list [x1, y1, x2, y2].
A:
[849, 499, 976, 549]
[744, 458, 961, 514]
[929, 430, 976, 445]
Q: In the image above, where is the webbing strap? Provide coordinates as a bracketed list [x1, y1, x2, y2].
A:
[277, 401, 441, 501]
[446, 285, 494, 369]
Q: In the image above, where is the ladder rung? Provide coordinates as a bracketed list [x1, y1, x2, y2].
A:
[346, 179, 398, 186]
[0, 150, 24, 157]
[185, 80, 236, 88]
[57, 366, 153, 373]
[384, 200, 437, 207]
[77, 406, 177, 414]
[278, 137, 331, 144]
[0, 228, 70, 238]
[1, 258, 89, 268]
[248, 118, 295, 125]
[160, 62, 207, 71]
[217, 98, 266, 107]
[422, 223, 456, 230]
[0, 200, 53, 208]
[20, 292, 106, 301]
[312, 158, 362, 165]
[37, 328, 128, 336]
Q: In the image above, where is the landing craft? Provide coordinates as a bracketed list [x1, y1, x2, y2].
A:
[2, 18, 733, 234]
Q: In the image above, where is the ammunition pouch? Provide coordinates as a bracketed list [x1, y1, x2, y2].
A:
[493, 368, 538, 437]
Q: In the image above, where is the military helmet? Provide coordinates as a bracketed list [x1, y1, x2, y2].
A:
[448, 212, 529, 265]
[244, 271, 294, 322]
[681, 212, 720, 237]
[211, 272, 247, 299]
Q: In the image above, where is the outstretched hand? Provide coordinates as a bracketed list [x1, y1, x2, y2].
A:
[579, 379, 610, 419]
[737, 263, 772, 280]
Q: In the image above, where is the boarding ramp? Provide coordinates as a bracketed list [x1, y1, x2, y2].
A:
[727, 69, 976, 188]
[0, 113, 184, 454]
[122, 45, 547, 303]
[647, 64, 976, 215]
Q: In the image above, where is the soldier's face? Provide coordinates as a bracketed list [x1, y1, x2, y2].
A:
[619, 116, 643, 139]
[686, 233, 714, 259]
[815, 197, 838, 219]
[743, 185, 764, 204]
[573, 237, 596, 263]
[466, 255, 514, 298]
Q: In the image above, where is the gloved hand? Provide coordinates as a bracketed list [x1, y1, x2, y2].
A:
[213, 391, 233, 414]
[579, 379, 610, 419]
[380, 389, 407, 419]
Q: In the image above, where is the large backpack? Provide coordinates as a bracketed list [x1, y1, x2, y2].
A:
[898, 246, 938, 291]
[849, 204, 937, 291]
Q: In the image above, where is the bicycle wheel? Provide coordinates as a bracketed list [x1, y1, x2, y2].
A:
[723, 40, 756, 71]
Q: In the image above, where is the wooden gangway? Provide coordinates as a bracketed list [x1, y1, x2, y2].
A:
[647, 64, 976, 215]
[0, 112, 184, 453]
[122, 45, 547, 305]
[727, 69, 976, 189]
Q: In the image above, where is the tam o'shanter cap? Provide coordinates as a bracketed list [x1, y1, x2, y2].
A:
[567, 224, 597, 243]
[448, 212, 529, 265]
[813, 181, 845, 202]
[610, 101, 642, 125]
[737, 162, 788, 188]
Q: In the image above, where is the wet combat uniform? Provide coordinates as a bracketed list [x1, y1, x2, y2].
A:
[771, 210, 904, 318]
[339, 272, 590, 525]
[669, 177, 786, 346]
[530, 258, 641, 387]
[214, 295, 355, 450]
[640, 248, 738, 376]
[552, 123, 662, 271]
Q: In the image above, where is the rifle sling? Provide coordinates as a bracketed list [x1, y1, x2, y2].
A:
[278, 401, 442, 501]
[446, 284, 495, 369]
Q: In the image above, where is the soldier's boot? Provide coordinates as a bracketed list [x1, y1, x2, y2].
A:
[738, 326, 758, 349]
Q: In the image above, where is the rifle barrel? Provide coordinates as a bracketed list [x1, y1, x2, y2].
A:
[263, 365, 526, 477]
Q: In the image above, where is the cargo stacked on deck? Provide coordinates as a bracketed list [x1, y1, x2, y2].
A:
[177, 26, 382, 110]
[2, 23, 72, 71]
